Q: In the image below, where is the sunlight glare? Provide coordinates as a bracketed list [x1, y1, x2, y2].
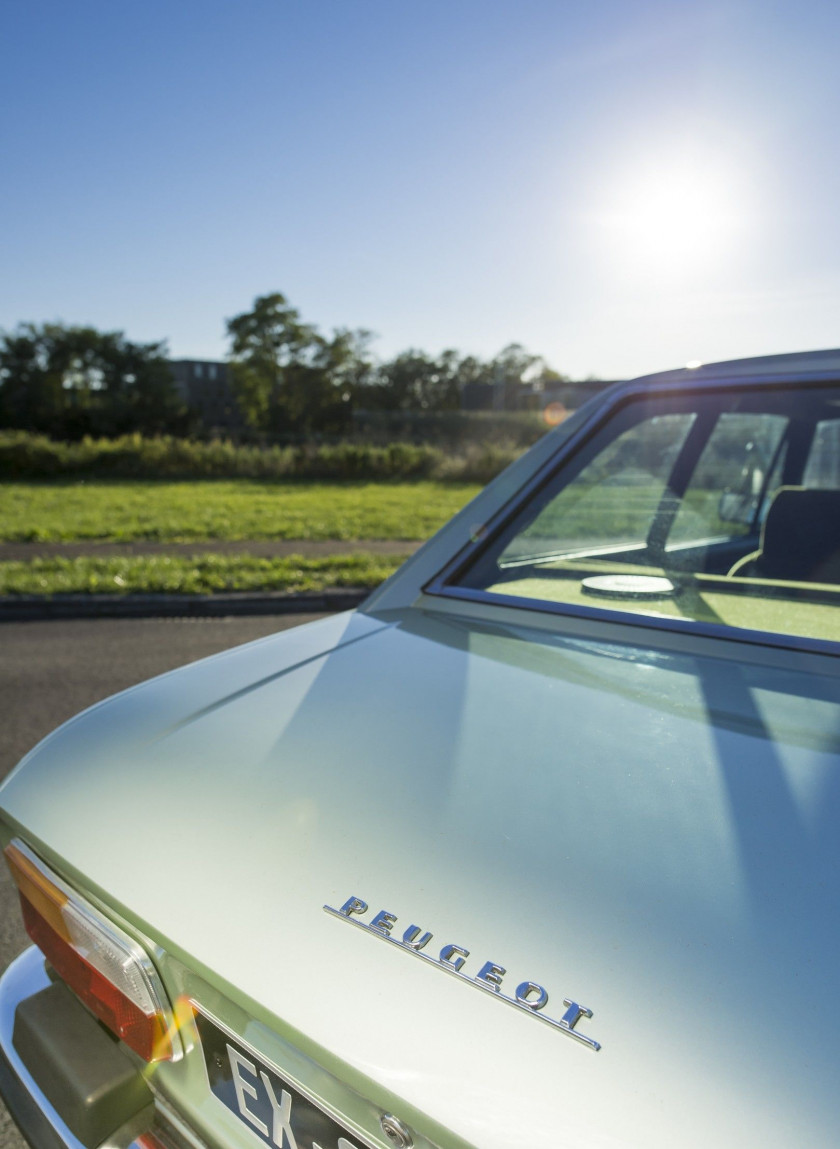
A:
[595, 152, 746, 278]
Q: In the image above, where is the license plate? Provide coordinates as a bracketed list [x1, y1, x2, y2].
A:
[194, 1008, 367, 1149]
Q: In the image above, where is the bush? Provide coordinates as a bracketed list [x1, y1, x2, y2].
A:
[350, 409, 546, 449]
[0, 431, 525, 483]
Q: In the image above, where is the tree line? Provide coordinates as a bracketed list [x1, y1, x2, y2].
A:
[0, 292, 567, 439]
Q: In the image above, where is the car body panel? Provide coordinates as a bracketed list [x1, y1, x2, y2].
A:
[2, 596, 839, 1148]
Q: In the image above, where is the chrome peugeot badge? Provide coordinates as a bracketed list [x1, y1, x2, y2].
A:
[324, 896, 600, 1051]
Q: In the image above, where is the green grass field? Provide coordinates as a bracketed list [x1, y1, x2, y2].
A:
[0, 553, 408, 596]
[0, 480, 481, 543]
[518, 484, 745, 548]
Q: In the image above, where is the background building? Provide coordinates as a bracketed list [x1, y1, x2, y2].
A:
[168, 359, 241, 432]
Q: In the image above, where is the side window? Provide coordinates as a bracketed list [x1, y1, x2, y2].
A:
[451, 385, 840, 646]
[498, 414, 695, 563]
[803, 420, 840, 489]
[667, 413, 788, 547]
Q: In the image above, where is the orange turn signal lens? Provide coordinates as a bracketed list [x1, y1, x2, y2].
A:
[4, 841, 72, 944]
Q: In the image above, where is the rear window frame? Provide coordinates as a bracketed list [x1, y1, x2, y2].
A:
[423, 375, 840, 659]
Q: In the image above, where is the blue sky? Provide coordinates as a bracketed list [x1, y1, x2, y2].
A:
[2, 0, 839, 378]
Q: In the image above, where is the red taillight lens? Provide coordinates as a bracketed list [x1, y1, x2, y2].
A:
[131, 1136, 169, 1149]
[4, 840, 175, 1062]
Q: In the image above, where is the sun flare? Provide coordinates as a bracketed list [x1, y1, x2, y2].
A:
[595, 152, 746, 276]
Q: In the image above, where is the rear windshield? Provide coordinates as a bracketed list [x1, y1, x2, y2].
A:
[453, 384, 840, 645]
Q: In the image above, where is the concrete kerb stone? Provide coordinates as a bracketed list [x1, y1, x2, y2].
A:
[0, 590, 370, 622]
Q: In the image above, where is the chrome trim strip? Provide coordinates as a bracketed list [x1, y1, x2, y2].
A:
[422, 584, 840, 660]
[323, 904, 601, 1051]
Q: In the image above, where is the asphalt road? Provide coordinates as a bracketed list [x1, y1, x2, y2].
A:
[0, 612, 327, 1149]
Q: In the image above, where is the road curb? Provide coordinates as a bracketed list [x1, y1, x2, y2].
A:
[0, 590, 370, 622]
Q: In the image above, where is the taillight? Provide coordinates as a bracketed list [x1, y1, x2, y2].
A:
[4, 839, 175, 1062]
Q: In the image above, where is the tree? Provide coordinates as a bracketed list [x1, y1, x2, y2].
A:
[359, 344, 567, 413]
[484, 344, 569, 409]
[0, 322, 184, 436]
[0, 323, 67, 431]
[363, 349, 465, 412]
[226, 293, 374, 434]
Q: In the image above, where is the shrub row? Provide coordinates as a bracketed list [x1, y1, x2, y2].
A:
[0, 432, 525, 484]
[350, 409, 547, 448]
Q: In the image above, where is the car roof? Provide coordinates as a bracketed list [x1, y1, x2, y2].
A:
[630, 348, 840, 389]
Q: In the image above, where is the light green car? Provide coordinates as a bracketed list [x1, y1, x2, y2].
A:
[2, 350, 840, 1149]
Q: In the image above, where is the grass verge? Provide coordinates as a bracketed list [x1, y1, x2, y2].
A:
[0, 553, 409, 596]
[0, 480, 480, 543]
